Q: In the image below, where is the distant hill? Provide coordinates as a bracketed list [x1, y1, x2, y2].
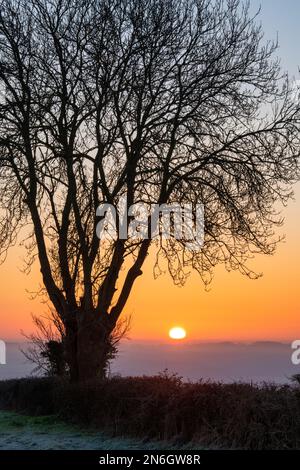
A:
[1, 340, 297, 383]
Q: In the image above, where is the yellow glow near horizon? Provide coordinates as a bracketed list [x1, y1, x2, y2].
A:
[169, 327, 187, 340]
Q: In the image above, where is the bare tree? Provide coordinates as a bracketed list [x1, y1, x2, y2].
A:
[0, 0, 299, 381]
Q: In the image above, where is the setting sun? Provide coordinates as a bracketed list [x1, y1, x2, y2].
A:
[169, 327, 187, 340]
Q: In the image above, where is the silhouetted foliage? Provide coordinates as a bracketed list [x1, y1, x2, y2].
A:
[1, 374, 300, 449]
[40, 341, 66, 377]
[290, 374, 300, 386]
[21, 311, 67, 377]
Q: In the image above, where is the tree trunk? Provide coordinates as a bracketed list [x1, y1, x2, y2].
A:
[65, 318, 79, 383]
[76, 314, 110, 381]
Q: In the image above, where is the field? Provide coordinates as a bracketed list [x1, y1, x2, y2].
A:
[0, 411, 190, 450]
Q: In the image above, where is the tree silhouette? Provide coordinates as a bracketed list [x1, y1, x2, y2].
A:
[0, 0, 299, 380]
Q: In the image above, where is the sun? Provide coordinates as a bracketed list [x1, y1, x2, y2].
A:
[169, 326, 187, 340]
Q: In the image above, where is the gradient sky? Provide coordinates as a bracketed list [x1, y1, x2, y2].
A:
[0, 0, 300, 342]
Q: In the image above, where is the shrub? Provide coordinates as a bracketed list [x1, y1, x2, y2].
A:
[0, 374, 299, 449]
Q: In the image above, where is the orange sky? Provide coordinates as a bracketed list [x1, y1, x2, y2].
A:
[0, 184, 299, 342]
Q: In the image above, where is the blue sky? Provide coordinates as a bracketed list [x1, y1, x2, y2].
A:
[250, 0, 300, 76]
